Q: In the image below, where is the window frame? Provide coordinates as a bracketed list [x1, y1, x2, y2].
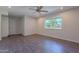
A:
[44, 16, 62, 29]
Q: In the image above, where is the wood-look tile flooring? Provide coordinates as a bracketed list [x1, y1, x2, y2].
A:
[1, 34, 79, 53]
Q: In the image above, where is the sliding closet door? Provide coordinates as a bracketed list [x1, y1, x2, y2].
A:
[0, 14, 1, 40]
[9, 16, 23, 35]
[9, 17, 16, 35]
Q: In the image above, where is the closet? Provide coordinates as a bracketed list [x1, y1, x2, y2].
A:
[9, 16, 23, 35]
[1, 15, 23, 38]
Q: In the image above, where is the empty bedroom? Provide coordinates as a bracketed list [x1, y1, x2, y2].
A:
[0, 6, 79, 53]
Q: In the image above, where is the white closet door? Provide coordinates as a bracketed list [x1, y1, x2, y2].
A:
[9, 17, 23, 35]
[9, 17, 16, 35]
[0, 14, 1, 40]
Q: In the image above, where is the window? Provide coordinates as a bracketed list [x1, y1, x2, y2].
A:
[44, 16, 62, 29]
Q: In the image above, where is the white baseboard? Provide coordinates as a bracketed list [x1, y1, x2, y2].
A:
[22, 33, 37, 36]
[37, 33, 79, 44]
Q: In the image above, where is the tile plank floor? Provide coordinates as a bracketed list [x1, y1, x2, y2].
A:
[0, 34, 79, 53]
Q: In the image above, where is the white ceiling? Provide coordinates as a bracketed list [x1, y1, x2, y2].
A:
[0, 6, 78, 17]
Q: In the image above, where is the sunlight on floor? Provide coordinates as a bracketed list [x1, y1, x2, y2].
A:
[43, 40, 64, 53]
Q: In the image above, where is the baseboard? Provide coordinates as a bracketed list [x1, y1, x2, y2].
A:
[37, 33, 79, 44]
[1, 35, 8, 39]
[8, 34, 23, 37]
[2, 33, 79, 44]
[23, 33, 37, 37]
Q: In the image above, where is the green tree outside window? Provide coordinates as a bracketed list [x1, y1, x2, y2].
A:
[44, 16, 62, 29]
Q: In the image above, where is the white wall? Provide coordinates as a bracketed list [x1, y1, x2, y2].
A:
[0, 14, 1, 40]
[1, 15, 9, 37]
[7, 15, 36, 36]
[23, 16, 36, 36]
[0, 9, 8, 39]
[9, 16, 23, 35]
[37, 8, 79, 43]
